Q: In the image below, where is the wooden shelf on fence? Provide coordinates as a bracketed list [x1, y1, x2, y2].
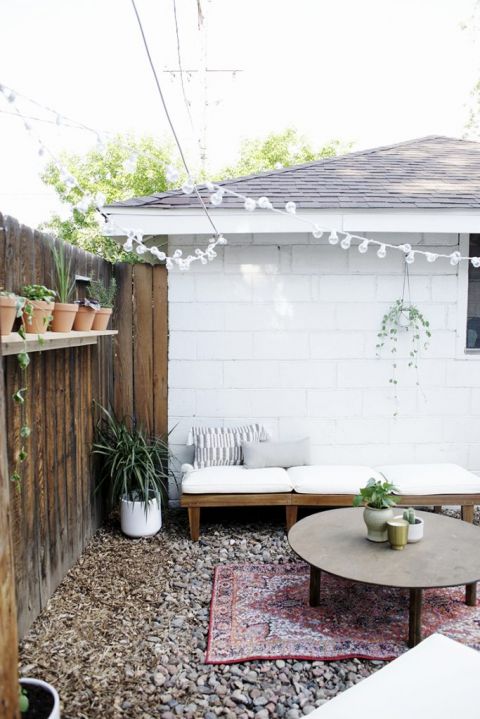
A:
[1, 330, 118, 356]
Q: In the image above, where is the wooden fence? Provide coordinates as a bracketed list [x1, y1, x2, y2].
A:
[0, 213, 114, 637]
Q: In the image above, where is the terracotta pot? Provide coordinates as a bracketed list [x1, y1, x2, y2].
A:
[72, 306, 97, 331]
[51, 302, 79, 332]
[22, 300, 53, 334]
[0, 295, 17, 335]
[91, 307, 113, 331]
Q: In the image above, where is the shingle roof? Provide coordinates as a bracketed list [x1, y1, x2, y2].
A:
[110, 136, 480, 211]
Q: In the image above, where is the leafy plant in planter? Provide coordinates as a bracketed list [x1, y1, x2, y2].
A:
[376, 298, 432, 414]
[88, 275, 117, 330]
[51, 243, 78, 332]
[21, 284, 56, 334]
[92, 403, 176, 537]
[353, 478, 399, 542]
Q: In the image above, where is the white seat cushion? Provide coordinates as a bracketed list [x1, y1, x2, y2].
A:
[182, 465, 292, 494]
[376, 463, 480, 495]
[288, 465, 384, 494]
[307, 634, 480, 718]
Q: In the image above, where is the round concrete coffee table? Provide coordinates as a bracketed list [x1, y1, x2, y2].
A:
[288, 508, 480, 647]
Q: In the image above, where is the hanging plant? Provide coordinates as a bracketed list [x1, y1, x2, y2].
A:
[376, 298, 431, 414]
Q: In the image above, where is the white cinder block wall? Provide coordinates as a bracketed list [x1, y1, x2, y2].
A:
[168, 231, 478, 497]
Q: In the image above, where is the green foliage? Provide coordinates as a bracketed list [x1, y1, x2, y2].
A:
[51, 242, 76, 304]
[217, 128, 351, 179]
[376, 298, 432, 413]
[88, 276, 117, 308]
[41, 134, 178, 262]
[92, 403, 175, 513]
[19, 687, 29, 713]
[21, 284, 56, 302]
[403, 507, 416, 524]
[353, 478, 399, 510]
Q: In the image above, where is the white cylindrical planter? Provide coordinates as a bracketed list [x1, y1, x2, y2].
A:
[407, 518, 424, 543]
[120, 497, 162, 537]
[20, 678, 60, 719]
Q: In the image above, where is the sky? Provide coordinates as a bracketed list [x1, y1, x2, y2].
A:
[0, 0, 479, 227]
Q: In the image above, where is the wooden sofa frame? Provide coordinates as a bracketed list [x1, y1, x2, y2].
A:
[180, 492, 480, 541]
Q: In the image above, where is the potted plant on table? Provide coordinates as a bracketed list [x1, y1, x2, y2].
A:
[50, 242, 78, 332]
[19, 678, 60, 718]
[88, 276, 117, 331]
[92, 403, 174, 537]
[353, 478, 399, 542]
[21, 285, 56, 334]
[399, 507, 424, 543]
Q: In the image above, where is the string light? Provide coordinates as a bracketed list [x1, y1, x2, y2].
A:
[328, 230, 339, 245]
[377, 244, 387, 259]
[405, 251, 415, 264]
[312, 225, 323, 239]
[358, 240, 369, 254]
[340, 233, 352, 250]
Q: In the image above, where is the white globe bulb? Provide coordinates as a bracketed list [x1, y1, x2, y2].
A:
[358, 240, 369, 254]
[258, 196, 272, 209]
[205, 181, 216, 192]
[405, 251, 415, 264]
[312, 225, 323, 239]
[182, 181, 195, 195]
[173, 249, 183, 258]
[123, 240, 133, 252]
[328, 231, 339, 245]
[158, 251, 166, 261]
[400, 243, 412, 254]
[450, 251, 461, 266]
[217, 235, 228, 245]
[426, 252, 438, 263]
[285, 201, 296, 214]
[472, 257, 480, 268]
[377, 244, 387, 259]
[166, 258, 173, 270]
[244, 198, 256, 211]
[210, 192, 223, 206]
[136, 244, 147, 255]
[340, 234, 352, 250]
[166, 165, 180, 183]
[95, 191, 106, 209]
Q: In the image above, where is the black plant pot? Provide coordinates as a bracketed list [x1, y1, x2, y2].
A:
[20, 678, 60, 719]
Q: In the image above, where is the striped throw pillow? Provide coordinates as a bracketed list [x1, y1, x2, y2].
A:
[187, 424, 269, 469]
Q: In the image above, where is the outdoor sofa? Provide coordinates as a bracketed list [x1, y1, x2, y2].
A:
[180, 463, 480, 540]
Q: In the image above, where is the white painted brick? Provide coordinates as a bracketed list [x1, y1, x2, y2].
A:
[278, 417, 336, 444]
[169, 303, 225, 331]
[336, 302, 388, 331]
[310, 331, 366, 359]
[376, 276, 431, 302]
[314, 275, 376, 302]
[195, 389, 306, 417]
[169, 332, 196, 359]
[396, 360, 446, 387]
[224, 361, 280, 388]
[195, 274, 253, 302]
[337, 360, 394, 388]
[443, 417, 480, 443]
[170, 443, 195, 466]
[224, 245, 281, 274]
[467, 444, 480, 471]
[423, 331, 456, 357]
[253, 332, 310, 359]
[470, 389, 480, 414]
[169, 361, 223, 389]
[292, 245, 348, 274]
[414, 443, 469, 465]
[252, 274, 311, 302]
[252, 232, 309, 245]
[168, 274, 195, 301]
[447, 362, 480, 388]
[390, 417, 443, 444]
[348, 246, 404, 274]
[196, 332, 253, 360]
[363, 388, 418, 416]
[309, 443, 416, 465]
[169, 389, 196, 416]
[431, 275, 458, 302]
[336, 418, 390, 444]
[279, 361, 336, 388]
[417, 387, 471, 415]
[307, 390, 363, 417]
[225, 303, 336, 332]
[224, 417, 279, 438]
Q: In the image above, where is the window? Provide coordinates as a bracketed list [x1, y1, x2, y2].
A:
[467, 234, 480, 348]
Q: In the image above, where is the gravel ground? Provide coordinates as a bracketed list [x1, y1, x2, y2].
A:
[19, 506, 477, 719]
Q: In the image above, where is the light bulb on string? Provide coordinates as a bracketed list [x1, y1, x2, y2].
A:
[244, 198, 256, 211]
[136, 244, 147, 255]
[340, 234, 352, 250]
[472, 257, 480, 268]
[312, 225, 323, 239]
[182, 179, 195, 195]
[94, 191, 106, 209]
[205, 181, 216, 192]
[217, 235, 228, 245]
[75, 195, 92, 213]
[405, 251, 415, 264]
[377, 244, 387, 259]
[426, 252, 438, 263]
[210, 191, 223, 206]
[449, 251, 461, 266]
[166, 258, 173, 270]
[400, 243, 412, 254]
[328, 231, 339, 245]
[257, 196, 272, 209]
[358, 240, 369, 254]
[285, 201, 296, 214]
[173, 249, 183, 259]
[123, 239, 133, 252]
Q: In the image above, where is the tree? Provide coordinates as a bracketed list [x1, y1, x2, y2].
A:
[41, 135, 178, 262]
[216, 128, 351, 180]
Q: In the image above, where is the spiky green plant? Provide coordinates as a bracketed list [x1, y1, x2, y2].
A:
[92, 403, 175, 512]
[88, 276, 117, 308]
[51, 242, 76, 304]
[403, 507, 416, 524]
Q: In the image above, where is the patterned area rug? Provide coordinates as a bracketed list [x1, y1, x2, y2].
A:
[206, 562, 480, 664]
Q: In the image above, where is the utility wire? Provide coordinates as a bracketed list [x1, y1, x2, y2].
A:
[129, 0, 219, 236]
[172, 0, 197, 139]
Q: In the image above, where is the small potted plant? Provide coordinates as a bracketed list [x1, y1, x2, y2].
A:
[353, 478, 399, 542]
[399, 507, 424, 543]
[0, 289, 21, 335]
[51, 242, 78, 332]
[19, 678, 60, 718]
[92, 403, 175, 537]
[21, 285, 56, 334]
[72, 298, 99, 331]
[88, 276, 117, 331]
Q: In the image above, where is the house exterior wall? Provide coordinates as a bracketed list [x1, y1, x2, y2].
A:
[168, 231, 479, 494]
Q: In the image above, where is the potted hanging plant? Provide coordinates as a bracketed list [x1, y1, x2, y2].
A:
[92, 403, 175, 537]
[88, 276, 117, 331]
[353, 478, 399, 542]
[0, 290, 23, 335]
[376, 298, 432, 414]
[50, 242, 78, 332]
[21, 285, 56, 334]
[72, 297, 99, 331]
[19, 678, 60, 719]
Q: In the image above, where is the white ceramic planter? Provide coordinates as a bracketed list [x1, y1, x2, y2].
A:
[363, 506, 395, 542]
[394, 515, 424, 542]
[20, 677, 60, 719]
[120, 496, 162, 537]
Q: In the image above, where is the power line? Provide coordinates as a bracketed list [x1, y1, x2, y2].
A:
[129, 0, 219, 236]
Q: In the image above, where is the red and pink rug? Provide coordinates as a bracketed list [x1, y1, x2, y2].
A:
[206, 562, 480, 664]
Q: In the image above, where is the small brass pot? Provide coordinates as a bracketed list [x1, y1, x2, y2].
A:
[387, 519, 409, 550]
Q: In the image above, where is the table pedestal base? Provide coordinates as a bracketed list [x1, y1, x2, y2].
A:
[309, 566, 321, 607]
